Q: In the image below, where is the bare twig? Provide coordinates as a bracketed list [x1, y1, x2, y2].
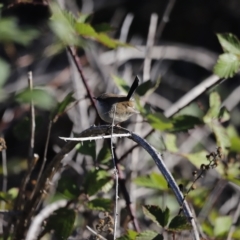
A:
[129, 13, 158, 231]
[6, 154, 39, 240]
[59, 133, 131, 142]
[117, 165, 140, 232]
[111, 106, 119, 239]
[100, 44, 217, 70]
[0, 137, 7, 209]
[119, 13, 134, 43]
[164, 75, 225, 117]
[28, 71, 35, 168]
[227, 195, 240, 240]
[86, 226, 107, 240]
[0, 145, 7, 237]
[26, 200, 69, 240]
[4, 72, 39, 240]
[222, 84, 240, 110]
[198, 179, 227, 223]
[143, 13, 158, 81]
[67, 46, 96, 112]
[115, 13, 134, 69]
[155, 0, 176, 41]
[31, 120, 53, 199]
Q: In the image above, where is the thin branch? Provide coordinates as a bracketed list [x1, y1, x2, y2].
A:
[222, 84, 240, 110]
[164, 75, 225, 117]
[67, 46, 97, 112]
[86, 226, 107, 240]
[100, 44, 217, 70]
[115, 13, 134, 68]
[227, 195, 240, 240]
[111, 106, 119, 240]
[0, 137, 7, 210]
[6, 154, 39, 240]
[117, 165, 140, 232]
[26, 200, 69, 240]
[143, 13, 158, 81]
[4, 72, 39, 240]
[119, 13, 134, 43]
[1, 149, 7, 207]
[31, 120, 53, 199]
[28, 71, 36, 168]
[155, 0, 176, 41]
[59, 133, 131, 142]
[198, 179, 227, 223]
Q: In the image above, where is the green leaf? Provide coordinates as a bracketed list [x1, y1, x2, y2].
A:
[182, 151, 209, 168]
[188, 187, 209, 208]
[0, 58, 10, 87]
[226, 125, 239, 138]
[117, 230, 138, 240]
[168, 215, 192, 232]
[136, 78, 161, 97]
[214, 53, 240, 78]
[0, 18, 38, 45]
[232, 229, 240, 240]
[97, 33, 128, 48]
[46, 208, 76, 240]
[203, 92, 221, 123]
[202, 221, 214, 237]
[150, 172, 168, 190]
[218, 107, 230, 122]
[94, 23, 114, 33]
[136, 230, 163, 240]
[76, 141, 96, 159]
[214, 216, 232, 237]
[77, 14, 91, 23]
[143, 205, 169, 227]
[51, 92, 75, 121]
[97, 145, 111, 164]
[216, 33, 240, 54]
[176, 102, 204, 119]
[7, 188, 18, 200]
[164, 134, 178, 153]
[57, 177, 81, 199]
[15, 88, 56, 110]
[75, 23, 128, 49]
[171, 115, 203, 132]
[0, 188, 18, 203]
[147, 112, 173, 131]
[212, 123, 230, 151]
[75, 22, 98, 37]
[87, 198, 111, 211]
[134, 172, 167, 190]
[50, 3, 80, 46]
[230, 136, 240, 152]
[83, 169, 112, 196]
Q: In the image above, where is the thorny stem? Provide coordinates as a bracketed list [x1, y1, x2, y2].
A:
[67, 46, 97, 112]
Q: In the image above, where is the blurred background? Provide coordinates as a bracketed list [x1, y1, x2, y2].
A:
[0, 0, 240, 239]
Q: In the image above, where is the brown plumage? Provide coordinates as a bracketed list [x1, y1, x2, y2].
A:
[94, 77, 140, 124]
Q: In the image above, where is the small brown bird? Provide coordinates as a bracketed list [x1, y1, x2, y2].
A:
[94, 76, 140, 124]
